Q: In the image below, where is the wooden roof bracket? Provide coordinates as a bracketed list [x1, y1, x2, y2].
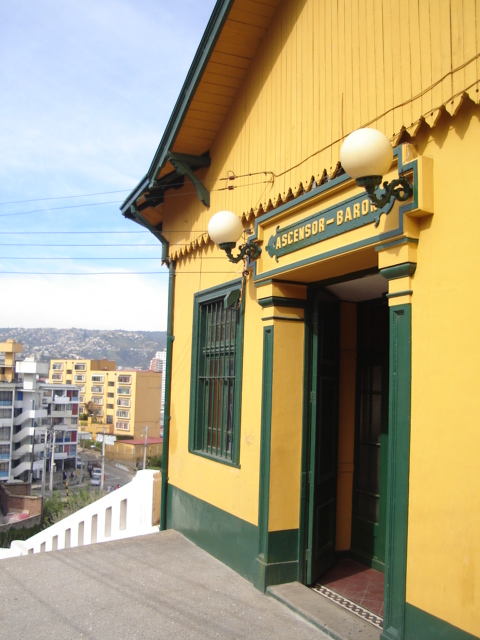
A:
[166, 151, 211, 207]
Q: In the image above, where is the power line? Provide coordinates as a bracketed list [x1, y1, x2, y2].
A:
[0, 178, 272, 218]
[0, 200, 124, 217]
[0, 231, 150, 235]
[0, 271, 235, 275]
[0, 189, 135, 206]
[0, 230, 207, 235]
[0, 257, 163, 260]
[0, 243, 161, 247]
[0, 256, 225, 260]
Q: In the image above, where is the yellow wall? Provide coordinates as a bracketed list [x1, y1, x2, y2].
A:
[167, 257, 264, 525]
[155, 0, 480, 632]
[267, 305, 305, 532]
[405, 104, 480, 635]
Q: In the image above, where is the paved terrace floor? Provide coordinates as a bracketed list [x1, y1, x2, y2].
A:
[0, 530, 331, 640]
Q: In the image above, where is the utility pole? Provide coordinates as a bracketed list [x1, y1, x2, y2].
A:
[100, 426, 106, 491]
[49, 428, 56, 496]
[143, 426, 149, 470]
[41, 429, 47, 502]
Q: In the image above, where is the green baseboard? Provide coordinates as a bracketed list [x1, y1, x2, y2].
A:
[254, 530, 299, 591]
[166, 484, 300, 591]
[405, 603, 479, 640]
[167, 484, 259, 583]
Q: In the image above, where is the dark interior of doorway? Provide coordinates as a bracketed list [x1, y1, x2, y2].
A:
[308, 294, 388, 629]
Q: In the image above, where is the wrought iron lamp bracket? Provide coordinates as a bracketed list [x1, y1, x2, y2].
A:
[356, 175, 413, 209]
[220, 238, 262, 264]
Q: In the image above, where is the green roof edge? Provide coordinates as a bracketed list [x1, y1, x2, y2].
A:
[120, 0, 235, 214]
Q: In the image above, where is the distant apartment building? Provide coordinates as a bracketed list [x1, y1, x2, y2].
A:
[149, 350, 166, 431]
[0, 341, 79, 483]
[0, 339, 23, 383]
[49, 359, 162, 440]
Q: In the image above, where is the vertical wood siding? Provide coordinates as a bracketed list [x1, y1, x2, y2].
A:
[163, 0, 480, 259]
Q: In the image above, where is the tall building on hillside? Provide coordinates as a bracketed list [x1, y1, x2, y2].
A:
[150, 350, 166, 431]
[49, 359, 162, 440]
[149, 350, 165, 373]
[0, 340, 79, 483]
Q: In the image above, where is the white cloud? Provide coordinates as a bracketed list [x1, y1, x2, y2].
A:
[0, 0, 217, 330]
[0, 271, 169, 331]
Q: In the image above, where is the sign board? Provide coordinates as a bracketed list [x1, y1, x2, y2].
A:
[265, 194, 394, 261]
[96, 434, 116, 445]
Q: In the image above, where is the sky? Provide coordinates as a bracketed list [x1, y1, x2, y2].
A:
[0, 0, 217, 331]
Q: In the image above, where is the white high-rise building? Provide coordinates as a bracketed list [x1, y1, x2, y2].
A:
[0, 345, 79, 483]
[150, 350, 166, 433]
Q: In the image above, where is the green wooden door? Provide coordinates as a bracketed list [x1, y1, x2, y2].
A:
[351, 300, 389, 571]
[307, 291, 340, 584]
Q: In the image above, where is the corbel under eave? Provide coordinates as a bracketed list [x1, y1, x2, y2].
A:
[166, 151, 211, 207]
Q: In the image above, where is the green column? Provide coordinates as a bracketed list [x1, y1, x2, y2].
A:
[381, 303, 412, 640]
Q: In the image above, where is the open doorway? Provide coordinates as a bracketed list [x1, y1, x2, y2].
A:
[303, 274, 389, 626]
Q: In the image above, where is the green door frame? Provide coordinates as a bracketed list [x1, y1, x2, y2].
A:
[381, 301, 412, 640]
[298, 279, 413, 640]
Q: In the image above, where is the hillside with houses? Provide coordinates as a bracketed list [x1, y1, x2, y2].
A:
[0, 328, 166, 369]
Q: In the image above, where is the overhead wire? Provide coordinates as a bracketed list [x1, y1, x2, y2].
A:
[0, 189, 135, 206]
[0, 270, 236, 275]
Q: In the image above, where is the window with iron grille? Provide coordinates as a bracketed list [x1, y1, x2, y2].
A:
[189, 280, 244, 466]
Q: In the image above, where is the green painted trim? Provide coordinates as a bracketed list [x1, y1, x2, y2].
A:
[167, 151, 211, 168]
[386, 290, 413, 299]
[258, 327, 273, 558]
[257, 326, 273, 591]
[257, 296, 307, 309]
[252, 151, 419, 284]
[254, 529, 298, 593]
[381, 304, 412, 640]
[127, 205, 170, 261]
[188, 278, 244, 465]
[405, 604, 479, 640]
[188, 449, 240, 469]
[120, 0, 236, 214]
[166, 483, 259, 584]
[160, 260, 176, 530]
[375, 237, 419, 253]
[268, 529, 299, 562]
[380, 262, 417, 281]
[254, 277, 307, 289]
[261, 315, 305, 323]
[255, 529, 299, 591]
[298, 294, 315, 585]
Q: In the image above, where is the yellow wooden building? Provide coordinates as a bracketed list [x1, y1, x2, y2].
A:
[120, 2, 480, 639]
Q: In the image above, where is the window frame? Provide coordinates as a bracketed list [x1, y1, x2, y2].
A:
[188, 278, 244, 467]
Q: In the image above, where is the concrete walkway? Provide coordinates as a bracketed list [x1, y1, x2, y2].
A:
[0, 530, 331, 640]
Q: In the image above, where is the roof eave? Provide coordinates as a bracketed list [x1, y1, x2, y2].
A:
[146, 0, 235, 182]
[120, 0, 235, 217]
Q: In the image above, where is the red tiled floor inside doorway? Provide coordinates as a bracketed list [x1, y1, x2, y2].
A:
[319, 559, 384, 618]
